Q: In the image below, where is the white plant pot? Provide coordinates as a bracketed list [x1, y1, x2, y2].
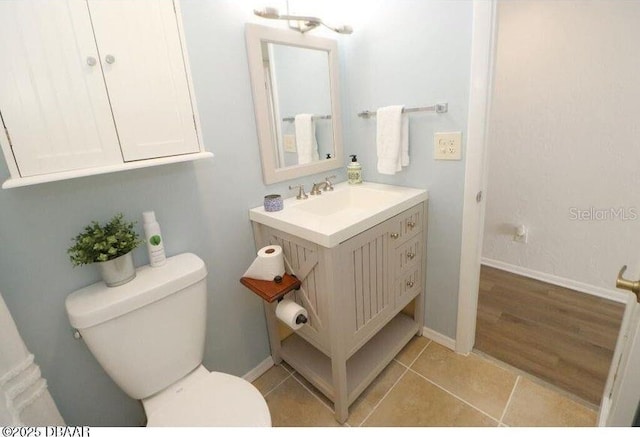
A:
[98, 252, 136, 287]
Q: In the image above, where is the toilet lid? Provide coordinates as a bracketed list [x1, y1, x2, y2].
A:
[144, 369, 271, 427]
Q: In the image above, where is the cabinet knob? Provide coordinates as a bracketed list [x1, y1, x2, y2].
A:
[86, 56, 97, 67]
[105, 54, 116, 64]
[406, 280, 415, 288]
[407, 221, 416, 229]
[390, 232, 399, 239]
[407, 252, 416, 260]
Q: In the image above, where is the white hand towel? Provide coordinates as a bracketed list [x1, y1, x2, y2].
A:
[0, 292, 65, 425]
[400, 114, 410, 168]
[376, 105, 409, 175]
[295, 114, 320, 165]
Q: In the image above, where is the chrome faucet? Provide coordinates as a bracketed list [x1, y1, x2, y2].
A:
[310, 175, 336, 195]
[310, 182, 327, 196]
[324, 175, 336, 190]
[289, 184, 308, 200]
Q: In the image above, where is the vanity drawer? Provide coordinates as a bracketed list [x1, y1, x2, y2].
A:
[388, 203, 424, 247]
[395, 267, 422, 310]
[393, 234, 422, 276]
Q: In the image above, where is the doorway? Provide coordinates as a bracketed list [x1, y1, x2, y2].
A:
[458, 0, 639, 415]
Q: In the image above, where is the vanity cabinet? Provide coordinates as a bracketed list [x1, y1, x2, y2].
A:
[0, 0, 210, 188]
[251, 201, 427, 423]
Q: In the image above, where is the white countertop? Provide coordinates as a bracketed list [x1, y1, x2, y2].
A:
[249, 182, 428, 247]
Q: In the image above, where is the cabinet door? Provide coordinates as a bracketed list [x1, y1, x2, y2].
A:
[0, 0, 122, 177]
[88, 0, 199, 161]
[340, 220, 395, 355]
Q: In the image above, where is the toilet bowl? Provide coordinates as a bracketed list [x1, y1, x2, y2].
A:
[143, 366, 270, 427]
[65, 253, 271, 427]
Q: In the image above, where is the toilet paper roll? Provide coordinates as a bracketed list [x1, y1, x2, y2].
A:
[275, 300, 308, 331]
[243, 245, 285, 281]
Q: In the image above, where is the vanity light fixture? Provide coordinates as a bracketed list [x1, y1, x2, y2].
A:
[253, 7, 353, 34]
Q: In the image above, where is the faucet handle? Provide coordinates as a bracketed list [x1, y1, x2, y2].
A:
[324, 175, 336, 191]
[289, 184, 308, 200]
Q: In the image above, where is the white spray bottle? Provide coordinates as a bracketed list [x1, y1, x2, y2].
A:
[143, 211, 166, 267]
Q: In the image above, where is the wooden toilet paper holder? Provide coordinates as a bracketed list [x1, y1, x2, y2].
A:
[239, 273, 301, 303]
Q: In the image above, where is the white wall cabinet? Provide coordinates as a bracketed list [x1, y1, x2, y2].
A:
[0, 0, 210, 189]
[251, 202, 428, 423]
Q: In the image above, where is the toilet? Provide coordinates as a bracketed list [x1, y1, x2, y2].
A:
[65, 253, 271, 427]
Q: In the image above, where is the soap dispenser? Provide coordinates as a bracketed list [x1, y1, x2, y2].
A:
[347, 155, 363, 184]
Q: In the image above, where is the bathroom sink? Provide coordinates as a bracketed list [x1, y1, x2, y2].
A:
[249, 182, 428, 247]
[292, 185, 403, 216]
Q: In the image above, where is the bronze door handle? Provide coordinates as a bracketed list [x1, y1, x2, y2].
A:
[616, 265, 640, 303]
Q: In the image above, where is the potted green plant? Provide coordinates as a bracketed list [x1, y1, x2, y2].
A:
[68, 213, 142, 287]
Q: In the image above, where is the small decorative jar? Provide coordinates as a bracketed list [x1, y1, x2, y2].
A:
[264, 194, 283, 212]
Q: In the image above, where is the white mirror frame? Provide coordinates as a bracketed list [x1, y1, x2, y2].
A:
[245, 23, 344, 185]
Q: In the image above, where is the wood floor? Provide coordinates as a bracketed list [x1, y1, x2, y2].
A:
[474, 265, 626, 406]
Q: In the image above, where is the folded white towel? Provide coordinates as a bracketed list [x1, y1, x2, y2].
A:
[376, 105, 410, 175]
[295, 114, 320, 165]
[0, 292, 64, 425]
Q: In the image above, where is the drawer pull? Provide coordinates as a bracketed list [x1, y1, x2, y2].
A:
[407, 252, 416, 260]
[390, 232, 400, 239]
[407, 221, 416, 229]
[406, 280, 415, 288]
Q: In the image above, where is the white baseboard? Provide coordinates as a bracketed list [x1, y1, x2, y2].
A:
[422, 326, 456, 351]
[481, 257, 627, 304]
[242, 356, 275, 382]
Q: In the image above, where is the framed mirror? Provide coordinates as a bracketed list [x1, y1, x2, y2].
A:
[245, 23, 344, 184]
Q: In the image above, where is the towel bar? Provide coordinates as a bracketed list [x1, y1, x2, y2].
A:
[358, 103, 448, 118]
[283, 114, 332, 122]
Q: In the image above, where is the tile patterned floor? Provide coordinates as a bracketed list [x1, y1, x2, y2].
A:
[251, 336, 598, 427]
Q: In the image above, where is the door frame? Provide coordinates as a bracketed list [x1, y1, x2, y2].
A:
[600, 294, 639, 425]
[455, 0, 497, 355]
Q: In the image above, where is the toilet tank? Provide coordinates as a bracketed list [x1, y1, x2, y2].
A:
[65, 253, 208, 400]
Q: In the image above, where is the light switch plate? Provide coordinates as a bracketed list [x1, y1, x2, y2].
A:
[283, 135, 297, 153]
[434, 132, 462, 160]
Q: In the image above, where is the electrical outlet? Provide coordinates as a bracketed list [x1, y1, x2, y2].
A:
[513, 225, 528, 243]
[434, 132, 462, 160]
[283, 135, 297, 153]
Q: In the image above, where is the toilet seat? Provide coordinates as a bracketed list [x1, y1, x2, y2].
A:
[143, 365, 271, 427]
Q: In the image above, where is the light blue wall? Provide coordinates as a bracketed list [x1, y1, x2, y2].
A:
[0, 0, 472, 426]
[342, 0, 473, 336]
